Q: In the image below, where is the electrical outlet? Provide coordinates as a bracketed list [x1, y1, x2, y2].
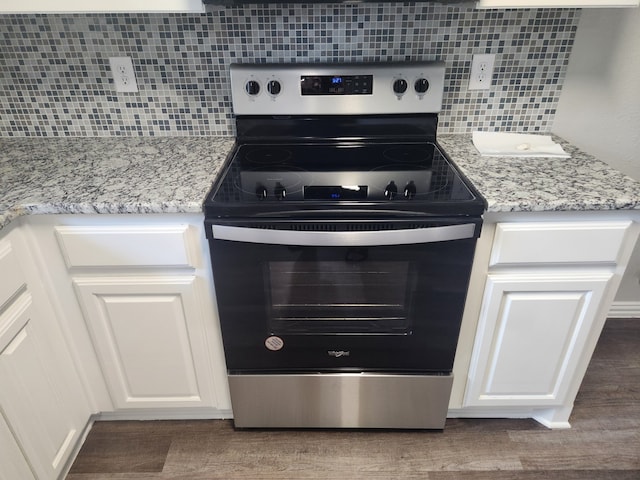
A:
[109, 56, 138, 93]
[468, 54, 495, 91]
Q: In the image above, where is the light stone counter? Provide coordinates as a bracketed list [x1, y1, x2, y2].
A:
[0, 136, 234, 231]
[438, 134, 640, 213]
[2, 134, 640, 233]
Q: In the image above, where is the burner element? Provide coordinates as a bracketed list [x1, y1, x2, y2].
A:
[383, 146, 432, 164]
[245, 147, 292, 165]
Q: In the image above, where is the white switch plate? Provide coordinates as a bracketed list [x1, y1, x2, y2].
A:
[469, 54, 495, 91]
[109, 56, 138, 93]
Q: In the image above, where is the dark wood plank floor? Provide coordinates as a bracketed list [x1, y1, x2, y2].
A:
[66, 319, 640, 479]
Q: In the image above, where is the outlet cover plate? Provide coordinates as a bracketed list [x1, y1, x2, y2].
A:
[109, 56, 138, 93]
[469, 54, 495, 91]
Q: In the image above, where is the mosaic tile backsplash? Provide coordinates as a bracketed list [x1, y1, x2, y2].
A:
[0, 4, 580, 137]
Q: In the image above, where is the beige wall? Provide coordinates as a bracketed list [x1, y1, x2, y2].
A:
[553, 7, 640, 303]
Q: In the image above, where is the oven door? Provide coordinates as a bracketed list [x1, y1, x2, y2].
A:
[206, 217, 481, 374]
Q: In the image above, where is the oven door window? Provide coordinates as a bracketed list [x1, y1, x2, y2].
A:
[266, 256, 415, 335]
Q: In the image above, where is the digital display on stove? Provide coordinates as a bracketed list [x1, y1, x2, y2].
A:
[301, 75, 373, 95]
[304, 185, 368, 200]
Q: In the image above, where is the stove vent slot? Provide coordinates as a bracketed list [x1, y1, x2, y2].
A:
[245, 222, 430, 232]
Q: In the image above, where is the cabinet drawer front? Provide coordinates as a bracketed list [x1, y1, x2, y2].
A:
[490, 221, 633, 266]
[0, 239, 26, 309]
[55, 225, 197, 268]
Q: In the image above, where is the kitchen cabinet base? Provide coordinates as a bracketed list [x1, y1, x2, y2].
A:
[96, 408, 233, 421]
[447, 405, 572, 429]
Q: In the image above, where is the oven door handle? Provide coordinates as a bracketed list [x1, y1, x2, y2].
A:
[210, 223, 477, 246]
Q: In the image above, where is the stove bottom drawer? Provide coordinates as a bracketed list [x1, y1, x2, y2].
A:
[228, 373, 453, 429]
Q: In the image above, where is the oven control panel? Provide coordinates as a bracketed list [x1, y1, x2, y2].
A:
[230, 62, 445, 116]
[300, 75, 373, 96]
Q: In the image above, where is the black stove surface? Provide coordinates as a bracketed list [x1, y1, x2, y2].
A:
[204, 140, 485, 218]
[237, 142, 434, 167]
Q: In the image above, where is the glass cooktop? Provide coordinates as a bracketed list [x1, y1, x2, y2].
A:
[205, 141, 485, 217]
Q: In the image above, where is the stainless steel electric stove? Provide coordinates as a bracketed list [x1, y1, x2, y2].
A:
[204, 62, 485, 429]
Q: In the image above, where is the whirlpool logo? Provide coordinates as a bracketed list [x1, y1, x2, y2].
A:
[328, 350, 350, 358]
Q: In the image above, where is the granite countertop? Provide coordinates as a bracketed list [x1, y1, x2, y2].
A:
[0, 136, 234, 232]
[438, 134, 640, 213]
[2, 134, 640, 233]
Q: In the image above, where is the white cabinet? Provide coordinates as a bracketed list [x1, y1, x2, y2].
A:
[0, 0, 204, 13]
[488, 221, 633, 267]
[0, 413, 35, 480]
[55, 224, 198, 269]
[0, 231, 91, 480]
[74, 276, 218, 410]
[465, 272, 612, 406]
[476, 0, 638, 7]
[47, 215, 230, 416]
[461, 218, 639, 428]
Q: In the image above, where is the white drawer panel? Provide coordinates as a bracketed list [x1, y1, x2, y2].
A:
[0, 239, 26, 308]
[55, 225, 196, 268]
[490, 221, 633, 267]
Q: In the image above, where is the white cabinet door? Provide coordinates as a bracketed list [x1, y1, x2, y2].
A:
[74, 276, 217, 410]
[464, 272, 613, 407]
[0, 413, 35, 480]
[0, 292, 88, 480]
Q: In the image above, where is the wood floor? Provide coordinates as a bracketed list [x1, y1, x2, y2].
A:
[66, 319, 640, 480]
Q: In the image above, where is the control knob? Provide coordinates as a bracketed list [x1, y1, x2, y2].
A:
[384, 181, 398, 200]
[414, 78, 429, 94]
[267, 80, 282, 96]
[274, 182, 286, 200]
[393, 78, 408, 95]
[246, 80, 260, 96]
[256, 184, 267, 200]
[404, 181, 417, 199]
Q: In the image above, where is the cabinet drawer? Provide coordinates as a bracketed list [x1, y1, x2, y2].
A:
[0, 239, 26, 308]
[489, 221, 633, 267]
[55, 225, 197, 268]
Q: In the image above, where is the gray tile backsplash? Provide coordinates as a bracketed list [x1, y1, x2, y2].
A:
[0, 4, 580, 137]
